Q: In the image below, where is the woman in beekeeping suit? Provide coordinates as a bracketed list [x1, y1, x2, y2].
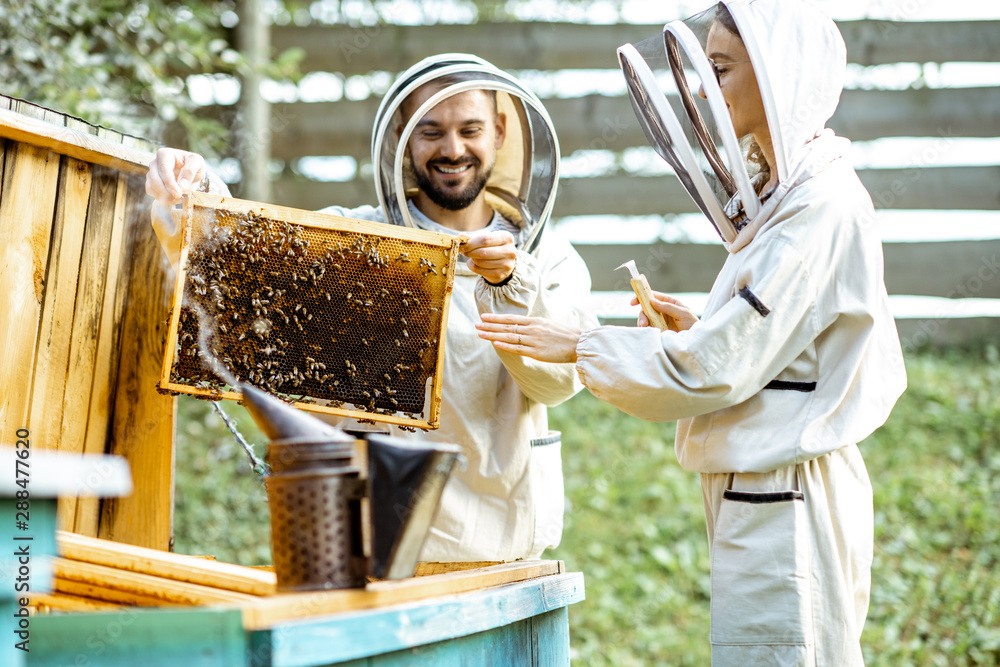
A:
[478, 2, 907, 663]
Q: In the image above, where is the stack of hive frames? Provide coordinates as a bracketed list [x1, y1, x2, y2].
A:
[159, 192, 461, 430]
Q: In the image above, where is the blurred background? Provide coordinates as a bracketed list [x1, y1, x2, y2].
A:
[4, 1, 997, 664]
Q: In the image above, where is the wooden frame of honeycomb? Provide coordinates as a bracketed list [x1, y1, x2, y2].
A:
[159, 192, 461, 430]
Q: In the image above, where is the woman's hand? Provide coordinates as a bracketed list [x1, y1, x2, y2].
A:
[635, 292, 699, 331]
[476, 313, 582, 363]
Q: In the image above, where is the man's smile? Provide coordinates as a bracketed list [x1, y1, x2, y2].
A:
[433, 163, 473, 177]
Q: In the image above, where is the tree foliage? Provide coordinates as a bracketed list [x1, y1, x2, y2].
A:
[0, 1, 299, 155]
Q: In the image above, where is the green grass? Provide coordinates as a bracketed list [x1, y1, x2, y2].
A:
[174, 347, 1000, 665]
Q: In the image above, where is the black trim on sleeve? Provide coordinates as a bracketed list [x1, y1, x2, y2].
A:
[530, 432, 561, 447]
[738, 286, 771, 317]
[723, 489, 804, 503]
[763, 380, 818, 392]
[484, 272, 515, 287]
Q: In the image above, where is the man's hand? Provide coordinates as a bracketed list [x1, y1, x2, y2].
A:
[146, 147, 208, 206]
[461, 231, 517, 285]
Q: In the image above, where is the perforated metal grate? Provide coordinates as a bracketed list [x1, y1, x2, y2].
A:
[159, 193, 460, 430]
[266, 470, 367, 591]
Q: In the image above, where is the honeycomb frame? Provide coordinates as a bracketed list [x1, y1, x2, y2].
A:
[159, 192, 461, 430]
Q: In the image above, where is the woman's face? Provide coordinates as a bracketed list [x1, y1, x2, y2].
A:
[703, 21, 768, 142]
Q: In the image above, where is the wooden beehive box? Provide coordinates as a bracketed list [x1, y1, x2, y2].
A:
[0, 95, 172, 550]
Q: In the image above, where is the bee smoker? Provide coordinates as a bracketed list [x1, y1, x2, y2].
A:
[240, 384, 462, 591]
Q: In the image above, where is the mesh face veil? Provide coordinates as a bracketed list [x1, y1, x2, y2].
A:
[372, 54, 560, 252]
[617, 4, 763, 243]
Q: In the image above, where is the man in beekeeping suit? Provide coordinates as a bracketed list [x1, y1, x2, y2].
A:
[146, 54, 598, 563]
[477, 2, 907, 663]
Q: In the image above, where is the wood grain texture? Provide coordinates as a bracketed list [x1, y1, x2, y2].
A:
[99, 175, 177, 550]
[26, 141, 94, 455]
[54, 578, 183, 607]
[53, 558, 259, 606]
[29, 591, 125, 612]
[73, 165, 138, 535]
[54, 165, 120, 531]
[413, 561, 503, 576]
[0, 106, 153, 176]
[56, 530, 277, 596]
[0, 140, 62, 447]
[241, 560, 564, 630]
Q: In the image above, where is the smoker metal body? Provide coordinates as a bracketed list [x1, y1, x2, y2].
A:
[242, 384, 463, 591]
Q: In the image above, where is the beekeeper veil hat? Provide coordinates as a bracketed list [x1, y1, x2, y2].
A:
[617, 0, 847, 246]
[372, 54, 560, 252]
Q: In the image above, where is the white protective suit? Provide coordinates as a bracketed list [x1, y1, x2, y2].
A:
[319, 55, 598, 562]
[580, 2, 907, 664]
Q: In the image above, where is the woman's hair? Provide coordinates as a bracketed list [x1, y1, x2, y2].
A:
[714, 2, 772, 194]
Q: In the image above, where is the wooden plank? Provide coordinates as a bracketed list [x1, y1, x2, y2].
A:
[257, 87, 1000, 161]
[0, 141, 62, 448]
[271, 166, 1000, 215]
[554, 168, 1000, 217]
[121, 131, 159, 155]
[577, 241, 725, 294]
[0, 106, 153, 176]
[832, 87, 1000, 142]
[27, 157, 93, 454]
[883, 240, 1000, 299]
[414, 561, 503, 576]
[29, 607, 249, 667]
[838, 19, 1000, 66]
[99, 175, 177, 550]
[861, 166, 1000, 212]
[13, 98, 66, 125]
[73, 165, 138, 535]
[529, 606, 572, 667]
[54, 578, 184, 607]
[29, 591, 125, 612]
[594, 313, 1000, 351]
[56, 530, 277, 596]
[53, 165, 120, 531]
[367, 619, 532, 666]
[241, 560, 563, 630]
[53, 557, 260, 606]
[272, 20, 1000, 75]
[261, 570, 584, 666]
[896, 316, 1000, 351]
[577, 240, 1000, 299]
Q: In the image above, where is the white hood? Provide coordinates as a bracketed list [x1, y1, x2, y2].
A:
[371, 54, 560, 252]
[619, 0, 850, 253]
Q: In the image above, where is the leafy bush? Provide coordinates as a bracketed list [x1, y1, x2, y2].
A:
[0, 1, 301, 155]
[174, 347, 1000, 664]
